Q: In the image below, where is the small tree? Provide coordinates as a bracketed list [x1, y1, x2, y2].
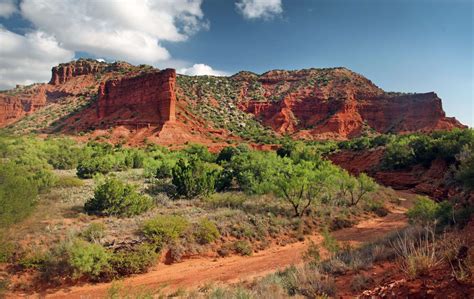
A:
[84, 177, 153, 217]
[172, 157, 221, 198]
[348, 173, 377, 206]
[271, 159, 324, 217]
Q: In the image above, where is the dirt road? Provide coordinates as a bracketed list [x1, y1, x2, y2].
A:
[14, 192, 415, 298]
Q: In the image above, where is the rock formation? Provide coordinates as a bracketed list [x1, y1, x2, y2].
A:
[235, 68, 464, 138]
[49, 59, 106, 85]
[96, 69, 176, 125]
[0, 85, 47, 127]
[0, 61, 466, 141]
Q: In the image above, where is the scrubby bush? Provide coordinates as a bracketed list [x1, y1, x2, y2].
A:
[54, 176, 84, 188]
[67, 239, 110, 279]
[84, 177, 153, 217]
[407, 196, 441, 224]
[76, 156, 114, 179]
[141, 215, 189, 248]
[0, 162, 38, 227]
[172, 157, 221, 198]
[233, 240, 252, 256]
[109, 243, 158, 277]
[80, 222, 106, 243]
[195, 219, 220, 244]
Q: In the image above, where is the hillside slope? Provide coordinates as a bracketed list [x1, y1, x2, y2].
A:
[0, 59, 465, 146]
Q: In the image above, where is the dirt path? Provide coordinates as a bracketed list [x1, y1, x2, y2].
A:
[12, 191, 415, 299]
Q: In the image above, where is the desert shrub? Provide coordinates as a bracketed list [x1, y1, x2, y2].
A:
[45, 138, 84, 169]
[216, 146, 240, 164]
[77, 156, 114, 179]
[155, 159, 175, 179]
[54, 176, 84, 188]
[172, 157, 221, 198]
[109, 243, 158, 277]
[233, 240, 253, 256]
[84, 177, 153, 217]
[183, 144, 215, 162]
[382, 139, 416, 169]
[80, 222, 106, 243]
[67, 239, 110, 279]
[204, 193, 247, 209]
[407, 196, 442, 224]
[141, 215, 189, 248]
[0, 162, 38, 227]
[195, 219, 220, 244]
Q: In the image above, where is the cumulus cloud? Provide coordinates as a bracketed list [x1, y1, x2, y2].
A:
[236, 0, 282, 20]
[19, 0, 208, 64]
[0, 0, 17, 18]
[178, 64, 229, 76]
[0, 0, 227, 89]
[0, 28, 74, 89]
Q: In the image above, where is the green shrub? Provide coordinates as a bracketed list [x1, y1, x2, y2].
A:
[172, 157, 221, 198]
[54, 176, 84, 188]
[142, 215, 189, 247]
[0, 162, 38, 228]
[84, 177, 153, 217]
[67, 239, 110, 279]
[77, 156, 114, 179]
[109, 243, 158, 277]
[381, 140, 416, 169]
[407, 196, 440, 224]
[233, 240, 252, 256]
[195, 219, 220, 244]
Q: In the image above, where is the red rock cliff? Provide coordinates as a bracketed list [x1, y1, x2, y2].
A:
[0, 85, 47, 127]
[235, 68, 465, 139]
[50, 59, 107, 85]
[96, 69, 176, 124]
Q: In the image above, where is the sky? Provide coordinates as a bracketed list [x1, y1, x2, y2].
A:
[0, 0, 472, 126]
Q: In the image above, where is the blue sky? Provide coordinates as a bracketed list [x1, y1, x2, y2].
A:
[0, 0, 472, 126]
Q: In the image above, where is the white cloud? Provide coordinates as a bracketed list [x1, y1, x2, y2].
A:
[0, 0, 17, 18]
[0, 28, 74, 89]
[0, 1, 230, 89]
[178, 64, 229, 76]
[236, 0, 282, 20]
[19, 0, 209, 64]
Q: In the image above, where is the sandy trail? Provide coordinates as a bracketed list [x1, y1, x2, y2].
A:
[13, 191, 415, 298]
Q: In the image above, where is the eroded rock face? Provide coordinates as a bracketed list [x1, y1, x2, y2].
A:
[49, 59, 107, 85]
[237, 69, 464, 138]
[0, 85, 47, 127]
[96, 69, 176, 124]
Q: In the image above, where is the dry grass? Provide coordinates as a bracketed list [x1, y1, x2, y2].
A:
[392, 225, 442, 278]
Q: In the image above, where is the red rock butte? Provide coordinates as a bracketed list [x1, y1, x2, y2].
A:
[96, 69, 176, 125]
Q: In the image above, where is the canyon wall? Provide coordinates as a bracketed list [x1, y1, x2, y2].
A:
[0, 85, 47, 127]
[96, 69, 176, 124]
